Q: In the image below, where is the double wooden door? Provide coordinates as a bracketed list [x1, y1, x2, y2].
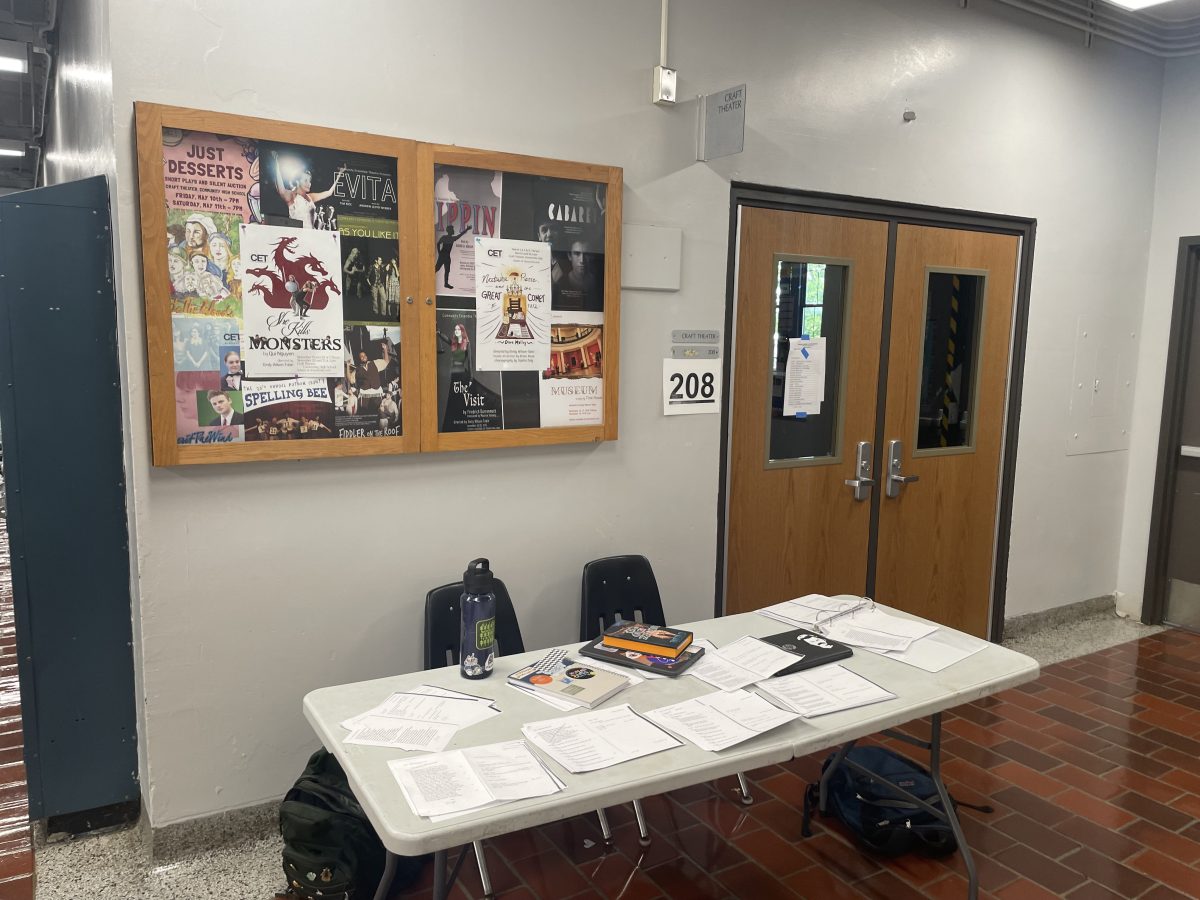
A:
[724, 207, 1019, 637]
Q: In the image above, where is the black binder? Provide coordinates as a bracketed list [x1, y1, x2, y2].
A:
[760, 629, 853, 676]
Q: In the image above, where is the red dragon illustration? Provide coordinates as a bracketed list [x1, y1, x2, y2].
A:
[246, 237, 337, 309]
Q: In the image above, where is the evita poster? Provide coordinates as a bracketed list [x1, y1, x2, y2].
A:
[162, 127, 402, 445]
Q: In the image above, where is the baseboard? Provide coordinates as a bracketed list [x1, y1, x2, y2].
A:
[146, 798, 278, 863]
[1003, 594, 1115, 640]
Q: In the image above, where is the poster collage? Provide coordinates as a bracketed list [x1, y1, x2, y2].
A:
[433, 166, 606, 432]
[163, 128, 402, 446]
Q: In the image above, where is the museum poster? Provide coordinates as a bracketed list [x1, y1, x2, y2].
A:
[161, 127, 402, 445]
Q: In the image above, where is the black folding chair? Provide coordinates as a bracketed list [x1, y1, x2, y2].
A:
[581, 555, 755, 815]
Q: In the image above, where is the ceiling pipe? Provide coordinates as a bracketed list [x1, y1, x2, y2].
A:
[987, 0, 1200, 56]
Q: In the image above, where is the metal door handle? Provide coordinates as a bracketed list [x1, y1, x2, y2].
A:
[844, 441, 874, 502]
[886, 439, 919, 498]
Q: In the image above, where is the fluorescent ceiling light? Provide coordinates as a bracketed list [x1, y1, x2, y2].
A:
[1107, 0, 1175, 9]
[0, 148, 23, 158]
[0, 140, 26, 158]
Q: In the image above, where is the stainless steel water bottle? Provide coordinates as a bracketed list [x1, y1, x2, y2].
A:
[460, 558, 497, 679]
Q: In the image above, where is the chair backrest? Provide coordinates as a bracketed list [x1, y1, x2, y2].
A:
[579, 555, 667, 641]
[423, 579, 525, 671]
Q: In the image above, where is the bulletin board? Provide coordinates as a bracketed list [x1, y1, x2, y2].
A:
[134, 103, 621, 466]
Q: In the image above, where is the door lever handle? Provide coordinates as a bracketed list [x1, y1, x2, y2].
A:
[886, 439, 919, 499]
[844, 441, 874, 502]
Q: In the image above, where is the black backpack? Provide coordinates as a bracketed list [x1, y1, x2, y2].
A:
[278, 748, 428, 899]
[802, 745, 991, 857]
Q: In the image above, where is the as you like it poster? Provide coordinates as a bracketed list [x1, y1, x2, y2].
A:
[474, 237, 550, 372]
[240, 224, 344, 377]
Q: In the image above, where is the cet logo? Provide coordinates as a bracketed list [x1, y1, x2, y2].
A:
[487, 248, 503, 257]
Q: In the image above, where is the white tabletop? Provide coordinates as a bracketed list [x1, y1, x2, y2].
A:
[304, 604, 1038, 856]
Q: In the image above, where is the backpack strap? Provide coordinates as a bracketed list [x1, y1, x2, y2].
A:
[801, 783, 819, 838]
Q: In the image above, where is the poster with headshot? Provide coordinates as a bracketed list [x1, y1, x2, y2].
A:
[333, 324, 402, 438]
[435, 304, 503, 432]
[175, 370, 242, 445]
[240, 224, 344, 377]
[433, 165, 502, 297]
[474, 237, 551, 372]
[242, 377, 335, 440]
[501, 174, 606, 313]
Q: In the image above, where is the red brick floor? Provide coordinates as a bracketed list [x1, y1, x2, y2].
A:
[0, 529, 33, 900]
[392, 630, 1200, 899]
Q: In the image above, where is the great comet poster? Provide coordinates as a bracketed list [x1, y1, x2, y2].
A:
[240, 224, 344, 377]
[474, 237, 551, 372]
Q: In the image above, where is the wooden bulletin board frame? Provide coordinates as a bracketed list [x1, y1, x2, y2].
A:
[134, 103, 622, 466]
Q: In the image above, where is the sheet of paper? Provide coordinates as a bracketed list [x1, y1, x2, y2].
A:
[783, 337, 825, 416]
[373, 692, 497, 727]
[865, 629, 988, 672]
[463, 740, 561, 801]
[689, 636, 798, 691]
[757, 664, 895, 717]
[645, 699, 758, 751]
[846, 609, 938, 641]
[758, 595, 867, 628]
[821, 621, 914, 652]
[389, 752, 493, 817]
[646, 688, 800, 752]
[506, 682, 580, 711]
[343, 715, 459, 752]
[340, 685, 498, 731]
[522, 704, 681, 773]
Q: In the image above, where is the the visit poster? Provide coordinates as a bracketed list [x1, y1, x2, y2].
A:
[436, 305, 504, 432]
[474, 237, 551, 372]
[240, 224, 344, 377]
[433, 166, 502, 297]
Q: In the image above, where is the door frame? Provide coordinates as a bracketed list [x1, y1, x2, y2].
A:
[715, 186, 1037, 641]
[1141, 236, 1200, 626]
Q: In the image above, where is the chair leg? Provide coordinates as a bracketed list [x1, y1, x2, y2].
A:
[736, 772, 753, 805]
[595, 807, 613, 843]
[473, 841, 494, 898]
[632, 799, 651, 846]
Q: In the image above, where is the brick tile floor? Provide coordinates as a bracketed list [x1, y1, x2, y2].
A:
[0, 529, 33, 900]
[392, 630, 1200, 899]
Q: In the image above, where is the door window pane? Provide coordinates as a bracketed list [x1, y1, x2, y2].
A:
[767, 258, 848, 465]
[916, 271, 984, 451]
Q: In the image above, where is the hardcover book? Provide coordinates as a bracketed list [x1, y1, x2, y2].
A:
[578, 637, 705, 676]
[758, 629, 853, 676]
[507, 656, 628, 709]
[600, 622, 693, 659]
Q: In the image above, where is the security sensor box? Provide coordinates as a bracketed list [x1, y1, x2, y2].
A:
[653, 65, 677, 106]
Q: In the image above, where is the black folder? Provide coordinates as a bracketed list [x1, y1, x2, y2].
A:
[760, 629, 853, 676]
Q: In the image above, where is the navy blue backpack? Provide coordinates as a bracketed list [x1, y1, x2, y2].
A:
[802, 746, 991, 857]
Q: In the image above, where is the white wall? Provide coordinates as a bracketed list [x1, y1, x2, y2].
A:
[1117, 55, 1200, 615]
[100, 0, 1165, 824]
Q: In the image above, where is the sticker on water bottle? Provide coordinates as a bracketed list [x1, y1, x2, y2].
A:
[476, 617, 495, 649]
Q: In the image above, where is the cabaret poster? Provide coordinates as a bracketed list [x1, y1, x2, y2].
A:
[240, 224, 344, 377]
[473, 237, 551, 372]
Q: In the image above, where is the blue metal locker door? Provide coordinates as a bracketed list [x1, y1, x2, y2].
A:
[0, 175, 138, 818]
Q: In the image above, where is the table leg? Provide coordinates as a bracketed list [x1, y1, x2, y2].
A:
[432, 848, 447, 900]
[373, 851, 398, 900]
[929, 713, 977, 900]
[817, 739, 856, 813]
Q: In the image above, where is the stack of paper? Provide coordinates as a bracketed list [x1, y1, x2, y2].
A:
[646, 688, 800, 752]
[521, 704, 682, 773]
[820, 608, 937, 653]
[341, 685, 500, 752]
[687, 636, 799, 691]
[759, 594, 868, 628]
[389, 740, 562, 819]
[862, 628, 990, 672]
[757, 664, 896, 717]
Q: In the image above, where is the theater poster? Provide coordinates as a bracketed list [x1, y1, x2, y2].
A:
[474, 237, 551, 372]
[433, 165, 502, 297]
[240, 224, 344, 377]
